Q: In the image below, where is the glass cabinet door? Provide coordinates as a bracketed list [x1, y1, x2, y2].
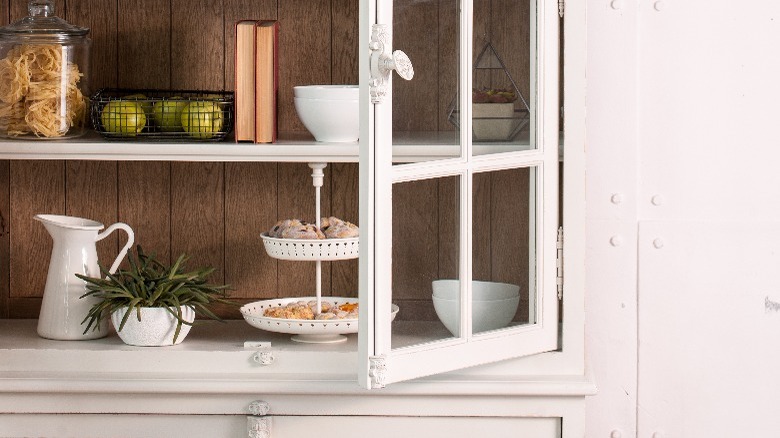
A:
[359, 0, 560, 389]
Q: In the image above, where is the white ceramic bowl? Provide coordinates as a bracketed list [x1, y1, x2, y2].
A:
[432, 279, 520, 300]
[294, 85, 358, 100]
[431, 280, 520, 336]
[294, 97, 358, 142]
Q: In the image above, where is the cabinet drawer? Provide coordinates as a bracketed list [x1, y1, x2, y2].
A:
[1, 414, 245, 437]
[264, 416, 560, 438]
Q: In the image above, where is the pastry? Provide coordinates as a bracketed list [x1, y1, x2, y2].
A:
[320, 216, 359, 238]
[268, 219, 325, 239]
[263, 300, 359, 320]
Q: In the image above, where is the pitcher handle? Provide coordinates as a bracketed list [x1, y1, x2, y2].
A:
[96, 222, 135, 275]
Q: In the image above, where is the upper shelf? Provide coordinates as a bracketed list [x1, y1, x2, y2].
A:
[0, 131, 550, 163]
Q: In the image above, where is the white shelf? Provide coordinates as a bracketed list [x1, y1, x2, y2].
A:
[0, 319, 595, 397]
[0, 131, 543, 162]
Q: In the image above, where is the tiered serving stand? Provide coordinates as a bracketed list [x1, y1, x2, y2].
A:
[241, 163, 363, 344]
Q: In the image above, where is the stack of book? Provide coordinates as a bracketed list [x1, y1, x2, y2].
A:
[234, 20, 280, 143]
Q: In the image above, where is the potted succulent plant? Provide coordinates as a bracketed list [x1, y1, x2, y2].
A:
[472, 87, 518, 141]
[76, 245, 232, 346]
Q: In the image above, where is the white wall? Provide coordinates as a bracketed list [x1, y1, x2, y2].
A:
[585, 0, 780, 436]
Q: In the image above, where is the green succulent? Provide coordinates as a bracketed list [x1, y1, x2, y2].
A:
[77, 245, 233, 343]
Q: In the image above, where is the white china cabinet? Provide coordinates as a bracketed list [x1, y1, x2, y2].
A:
[0, 0, 589, 436]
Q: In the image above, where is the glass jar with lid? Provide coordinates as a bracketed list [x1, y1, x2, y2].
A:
[0, 0, 90, 139]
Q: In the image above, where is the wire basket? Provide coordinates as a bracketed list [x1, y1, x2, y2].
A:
[90, 88, 234, 141]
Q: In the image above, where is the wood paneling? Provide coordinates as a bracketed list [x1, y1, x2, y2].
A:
[393, 0, 439, 132]
[10, 161, 65, 299]
[118, 162, 171, 263]
[118, 0, 171, 89]
[0, 0, 534, 321]
[331, 0, 359, 85]
[224, 162, 277, 299]
[0, 161, 8, 318]
[329, 163, 359, 296]
[392, 178, 440, 300]
[65, 161, 119, 272]
[171, 0, 223, 90]
[170, 162, 225, 285]
[277, 0, 330, 133]
[10, 0, 66, 21]
[67, 0, 117, 91]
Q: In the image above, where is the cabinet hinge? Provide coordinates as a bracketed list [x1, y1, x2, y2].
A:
[558, 0, 565, 18]
[556, 226, 564, 300]
[369, 355, 387, 389]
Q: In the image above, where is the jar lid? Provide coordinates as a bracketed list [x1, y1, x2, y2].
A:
[0, 0, 89, 39]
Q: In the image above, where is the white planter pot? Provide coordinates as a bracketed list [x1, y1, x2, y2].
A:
[472, 102, 515, 141]
[111, 306, 195, 346]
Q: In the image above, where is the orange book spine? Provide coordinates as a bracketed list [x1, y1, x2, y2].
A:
[254, 20, 279, 143]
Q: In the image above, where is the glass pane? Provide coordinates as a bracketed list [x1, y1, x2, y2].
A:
[472, 166, 536, 334]
[390, 175, 461, 349]
[392, 0, 461, 164]
[471, 0, 535, 154]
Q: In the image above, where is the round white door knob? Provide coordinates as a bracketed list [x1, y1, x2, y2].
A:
[610, 430, 623, 438]
[654, 1, 664, 11]
[610, 235, 623, 247]
[651, 194, 665, 206]
[610, 193, 624, 204]
[653, 238, 665, 249]
[610, 0, 623, 9]
[386, 50, 414, 80]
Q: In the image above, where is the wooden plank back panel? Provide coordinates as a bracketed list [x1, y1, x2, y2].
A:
[0, 1, 10, 318]
[438, 0, 458, 131]
[491, 168, 530, 321]
[224, 162, 277, 299]
[491, 0, 531, 104]
[392, 0, 439, 132]
[0, 0, 535, 321]
[0, 160, 8, 318]
[277, 0, 331, 133]
[117, 162, 171, 265]
[64, 161, 119, 275]
[118, 0, 171, 89]
[67, 0, 117, 91]
[170, 162, 225, 286]
[9, 0, 66, 21]
[329, 163, 359, 297]
[9, 161, 65, 299]
[171, 0, 223, 90]
[331, 0, 359, 85]
[392, 178, 440, 300]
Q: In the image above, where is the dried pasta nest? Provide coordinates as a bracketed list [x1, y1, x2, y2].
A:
[0, 44, 86, 138]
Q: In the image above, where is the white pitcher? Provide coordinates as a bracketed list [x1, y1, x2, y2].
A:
[34, 214, 134, 340]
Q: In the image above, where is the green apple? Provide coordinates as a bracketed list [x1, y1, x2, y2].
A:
[181, 101, 224, 139]
[100, 101, 146, 136]
[152, 98, 187, 132]
[123, 93, 153, 117]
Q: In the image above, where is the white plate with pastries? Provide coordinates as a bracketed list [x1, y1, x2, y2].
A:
[241, 297, 399, 343]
